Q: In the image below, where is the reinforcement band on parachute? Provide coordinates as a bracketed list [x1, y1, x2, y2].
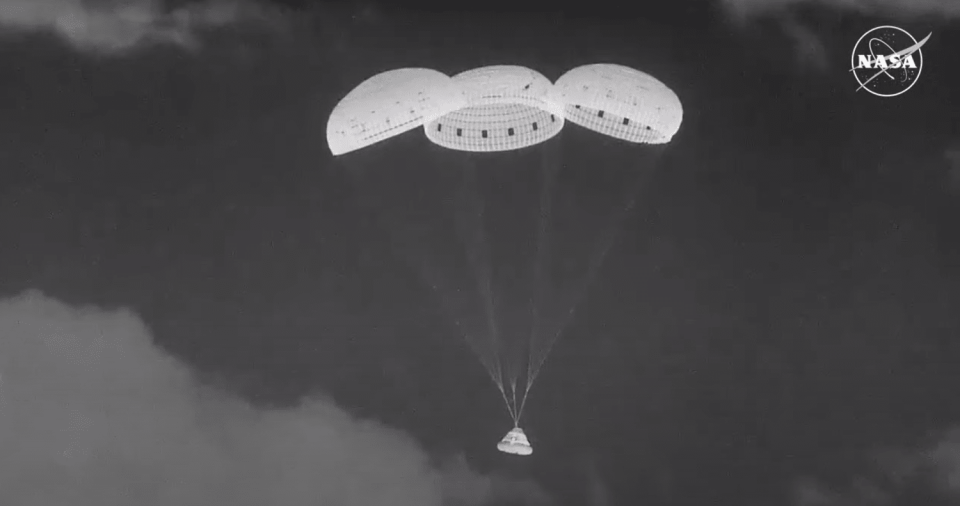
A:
[563, 103, 671, 144]
[554, 63, 682, 144]
[425, 101, 563, 153]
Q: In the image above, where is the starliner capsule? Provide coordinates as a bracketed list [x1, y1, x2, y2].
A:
[497, 427, 532, 456]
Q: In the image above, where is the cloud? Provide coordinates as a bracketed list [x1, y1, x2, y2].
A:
[0, 0, 280, 54]
[777, 13, 830, 71]
[584, 458, 612, 506]
[923, 429, 960, 493]
[716, 0, 955, 74]
[718, 0, 960, 20]
[794, 478, 855, 506]
[0, 290, 552, 506]
[790, 430, 960, 506]
[440, 454, 553, 506]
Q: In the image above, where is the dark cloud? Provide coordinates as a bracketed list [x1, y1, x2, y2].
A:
[0, 0, 282, 54]
[923, 429, 960, 494]
[715, 0, 957, 72]
[791, 430, 960, 506]
[777, 13, 830, 71]
[0, 290, 552, 506]
[718, 0, 960, 20]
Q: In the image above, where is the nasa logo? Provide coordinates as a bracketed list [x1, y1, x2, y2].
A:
[850, 25, 931, 97]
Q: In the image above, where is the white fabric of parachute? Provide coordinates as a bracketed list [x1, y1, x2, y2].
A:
[554, 63, 683, 145]
[326, 68, 467, 155]
[423, 65, 565, 153]
[326, 64, 682, 156]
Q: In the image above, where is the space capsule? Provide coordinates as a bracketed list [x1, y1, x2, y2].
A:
[497, 426, 532, 456]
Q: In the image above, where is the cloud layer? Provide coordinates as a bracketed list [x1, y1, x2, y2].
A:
[793, 430, 960, 506]
[0, 0, 275, 54]
[719, 0, 960, 19]
[0, 290, 551, 506]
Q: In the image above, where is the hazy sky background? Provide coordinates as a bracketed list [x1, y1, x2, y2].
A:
[1, 0, 959, 505]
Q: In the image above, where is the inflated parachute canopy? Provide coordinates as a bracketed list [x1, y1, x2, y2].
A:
[424, 65, 565, 153]
[497, 427, 533, 456]
[554, 64, 683, 145]
[326, 68, 467, 156]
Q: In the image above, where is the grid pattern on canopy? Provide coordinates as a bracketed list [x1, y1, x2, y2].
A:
[326, 68, 465, 155]
[555, 63, 683, 145]
[450, 66, 563, 113]
[563, 103, 665, 144]
[425, 101, 562, 152]
[424, 65, 565, 153]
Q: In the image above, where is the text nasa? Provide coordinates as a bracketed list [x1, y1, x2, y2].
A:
[856, 53, 917, 69]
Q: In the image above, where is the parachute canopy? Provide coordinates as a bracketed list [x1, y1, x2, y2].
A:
[497, 427, 532, 456]
[554, 63, 683, 144]
[326, 63, 683, 156]
[326, 68, 467, 155]
[423, 65, 565, 153]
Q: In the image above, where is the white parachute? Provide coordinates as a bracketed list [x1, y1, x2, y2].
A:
[423, 65, 565, 152]
[326, 68, 466, 156]
[554, 63, 683, 144]
[325, 63, 682, 151]
[326, 63, 683, 457]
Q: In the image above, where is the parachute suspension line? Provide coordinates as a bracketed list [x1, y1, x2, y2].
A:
[374, 207, 503, 385]
[529, 152, 665, 387]
[516, 145, 560, 423]
[345, 161, 504, 392]
[490, 343, 515, 423]
[453, 158, 502, 365]
[495, 374, 518, 425]
[509, 380, 519, 424]
[451, 158, 514, 418]
[517, 376, 532, 422]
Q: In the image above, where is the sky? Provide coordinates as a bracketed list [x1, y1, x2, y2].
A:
[1, 0, 959, 505]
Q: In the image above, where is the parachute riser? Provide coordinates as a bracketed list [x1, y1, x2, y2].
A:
[517, 138, 563, 422]
[520, 142, 669, 419]
[341, 150, 513, 409]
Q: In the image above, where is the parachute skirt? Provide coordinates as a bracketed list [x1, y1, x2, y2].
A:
[497, 427, 533, 456]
